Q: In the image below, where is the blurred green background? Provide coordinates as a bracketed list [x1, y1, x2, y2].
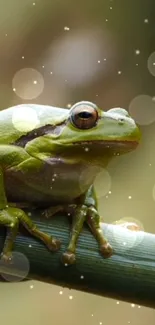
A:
[0, 0, 155, 324]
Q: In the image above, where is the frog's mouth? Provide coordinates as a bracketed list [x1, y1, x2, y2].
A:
[74, 140, 139, 154]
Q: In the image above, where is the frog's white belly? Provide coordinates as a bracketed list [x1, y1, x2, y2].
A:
[4, 159, 101, 206]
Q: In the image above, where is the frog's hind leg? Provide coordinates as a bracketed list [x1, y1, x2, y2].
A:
[0, 209, 19, 262]
[0, 207, 61, 262]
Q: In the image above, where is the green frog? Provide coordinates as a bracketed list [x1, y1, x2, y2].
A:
[0, 101, 141, 264]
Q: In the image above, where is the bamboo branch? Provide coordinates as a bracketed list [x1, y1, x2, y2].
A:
[0, 210, 155, 309]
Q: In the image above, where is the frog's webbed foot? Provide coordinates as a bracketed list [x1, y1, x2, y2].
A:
[0, 207, 61, 259]
[61, 203, 113, 265]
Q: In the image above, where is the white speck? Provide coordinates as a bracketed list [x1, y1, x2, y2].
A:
[5, 34, 7, 36]
[28, 212, 32, 217]
[33, 80, 37, 84]
[105, 195, 108, 198]
[52, 178, 55, 182]
[98, 60, 100, 63]
[128, 195, 132, 199]
[50, 187, 52, 189]
[105, 19, 108, 22]
[13, 88, 16, 92]
[33, 2, 36, 5]
[22, 56, 24, 59]
[128, 322, 131, 324]
[85, 147, 89, 152]
[96, 94, 98, 97]
[30, 284, 34, 289]
[50, 71, 53, 74]
[80, 275, 84, 279]
[138, 305, 141, 308]
[29, 244, 32, 248]
[69, 295, 73, 300]
[153, 62, 155, 66]
[136, 63, 139, 66]
[54, 173, 57, 177]
[144, 18, 148, 23]
[131, 303, 135, 307]
[59, 290, 63, 295]
[99, 322, 102, 325]
[118, 70, 122, 75]
[123, 242, 126, 246]
[64, 26, 70, 31]
[116, 301, 120, 304]
[110, 6, 112, 9]
[42, 65, 45, 68]
[65, 79, 68, 82]
[65, 263, 68, 267]
[109, 190, 112, 194]
[104, 58, 107, 61]
[149, 163, 152, 166]
[91, 314, 94, 317]
[67, 103, 72, 108]
[135, 49, 140, 55]
[67, 213, 71, 216]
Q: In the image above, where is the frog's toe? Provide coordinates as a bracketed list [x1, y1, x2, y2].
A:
[100, 242, 113, 258]
[0, 252, 13, 264]
[61, 251, 76, 265]
[47, 238, 61, 252]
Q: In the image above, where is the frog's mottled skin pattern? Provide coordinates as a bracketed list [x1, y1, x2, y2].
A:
[0, 102, 141, 264]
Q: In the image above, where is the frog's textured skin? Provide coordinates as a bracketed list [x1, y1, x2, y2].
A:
[0, 101, 141, 264]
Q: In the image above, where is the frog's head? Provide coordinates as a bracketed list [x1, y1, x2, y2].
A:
[51, 101, 141, 156]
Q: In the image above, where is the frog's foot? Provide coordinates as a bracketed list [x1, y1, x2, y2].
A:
[61, 251, 76, 265]
[100, 242, 113, 258]
[47, 237, 61, 252]
[86, 206, 114, 258]
[0, 252, 13, 264]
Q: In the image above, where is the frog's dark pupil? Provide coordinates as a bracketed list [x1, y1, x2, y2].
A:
[78, 111, 92, 119]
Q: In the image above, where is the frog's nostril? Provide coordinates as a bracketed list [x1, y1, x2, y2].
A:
[118, 118, 125, 124]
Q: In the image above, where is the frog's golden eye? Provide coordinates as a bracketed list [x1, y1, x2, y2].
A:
[70, 101, 98, 129]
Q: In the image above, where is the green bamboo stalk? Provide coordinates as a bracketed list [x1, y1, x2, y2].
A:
[0, 210, 155, 309]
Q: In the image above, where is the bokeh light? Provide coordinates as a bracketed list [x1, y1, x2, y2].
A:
[129, 94, 155, 125]
[12, 68, 44, 100]
[12, 105, 40, 132]
[147, 51, 155, 77]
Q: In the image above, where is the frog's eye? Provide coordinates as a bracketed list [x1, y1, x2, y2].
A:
[70, 101, 98, 129]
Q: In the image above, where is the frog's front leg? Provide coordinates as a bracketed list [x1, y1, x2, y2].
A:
[61, 185, 113, 265]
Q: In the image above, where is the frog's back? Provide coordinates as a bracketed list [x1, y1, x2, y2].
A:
[0, 104, 69, 144]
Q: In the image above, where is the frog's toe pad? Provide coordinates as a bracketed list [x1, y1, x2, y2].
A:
[100, 242, 113, 258]
[61, 251, 76, 265]
[0, 252, 13, 264]
[47, 238, 61, 252]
